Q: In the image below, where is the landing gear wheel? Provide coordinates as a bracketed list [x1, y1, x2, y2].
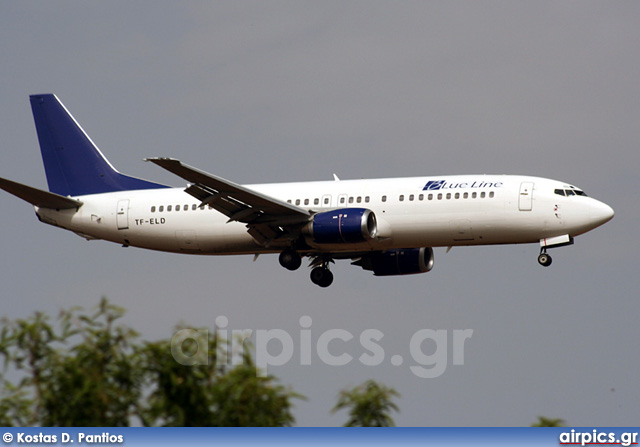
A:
[279, 250, 302, 271]
[310, 267, 334, 287]
[538, 253, 552, 267]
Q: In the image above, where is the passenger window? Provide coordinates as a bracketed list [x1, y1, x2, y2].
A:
[489, 191, 495, 198]
[409, 194, 414, 201]
[428, 194, 433, 200]
[365, 196, 370, 203]
[159, 205, 164, 212]
[295, 199, 301, 205]
[175, 205, 180, 212]
[167, 205, 172, 212]
[324, 197, 330, 205]
[304, 199, 309, 205]
[355, 196, 360, 203]
[463, 192, 468, 199]
[151, 206, 156, 213]
[480, 192, 486, 198]
[454, 193, 460, 199]
[472, 192, 477, 199]
[446, 193, 451, 200]
[340, 197, 346, 204]
[382, 195, 387, 202]
[314, 198, 319, 205]
[349, 197, 354, 204]
[438, 193, 443, 200]
[192, 204, 197, 210]
[419, 194, 424, 201]
[399, 195, 405, 201]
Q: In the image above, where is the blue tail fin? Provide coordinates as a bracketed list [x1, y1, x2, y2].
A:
[30, 94, 168, 196]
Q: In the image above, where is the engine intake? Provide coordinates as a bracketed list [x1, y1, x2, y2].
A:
[355, 247, 435, 276]
[306, 208, 377, 244]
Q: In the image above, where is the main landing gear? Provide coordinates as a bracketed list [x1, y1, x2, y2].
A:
[279, 249, 302, 271]
[308, 255, 335, 288]
[310, 265, 333, 288]
[537, 249, 552, 267]
[278, 250, 302, 271]
[279, 249, 334, 287]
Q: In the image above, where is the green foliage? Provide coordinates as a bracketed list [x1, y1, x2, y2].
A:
[0, 299, 300, 427]
[0, 299, 140, 426]
[332, 379, 399, 427]
[139, 338, 215, 426]
[139, 332, 301, 427]
[531, 416, 566, 427]
[210, 361, 303, 427]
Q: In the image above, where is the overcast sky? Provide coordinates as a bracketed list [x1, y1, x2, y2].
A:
[1, 1, 639, 426]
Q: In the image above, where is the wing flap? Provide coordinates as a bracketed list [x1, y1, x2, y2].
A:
[0, 177, 83, 210]
[146, 158, 310, 224]
[145, 157, 310, 247]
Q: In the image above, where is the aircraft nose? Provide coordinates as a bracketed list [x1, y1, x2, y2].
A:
[590, 200, 614, 227]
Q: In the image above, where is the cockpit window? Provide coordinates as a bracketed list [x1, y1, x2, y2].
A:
[555, 188, 587, 197]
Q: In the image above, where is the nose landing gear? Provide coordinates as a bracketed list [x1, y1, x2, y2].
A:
[538, 249, 552, 267]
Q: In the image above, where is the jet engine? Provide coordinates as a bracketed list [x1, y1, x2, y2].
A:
[354, 247, 435, 276]
[305, 208, 377, 244]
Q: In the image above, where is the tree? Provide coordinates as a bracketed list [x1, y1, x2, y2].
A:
[332, 379, 400, 427]
[531, 416, 566, 427]
[140, 332, 301, 427]
[0, 299, 300, 427]
[209, 360, 302, 427]
[0, 299, 140, 426]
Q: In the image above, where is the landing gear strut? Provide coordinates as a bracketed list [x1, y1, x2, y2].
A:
[538, 249, 552, 267]
[310, 266, 334, 288]
[279, 249, 302, 271]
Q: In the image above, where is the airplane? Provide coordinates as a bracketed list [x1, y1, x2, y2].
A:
[0, 94, 614, 287]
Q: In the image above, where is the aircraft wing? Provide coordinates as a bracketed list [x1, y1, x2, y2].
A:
[0, 177, 83, 210]
[145, 158, 310, 246]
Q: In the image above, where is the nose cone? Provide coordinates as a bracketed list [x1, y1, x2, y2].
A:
[590, 200, 615, 228]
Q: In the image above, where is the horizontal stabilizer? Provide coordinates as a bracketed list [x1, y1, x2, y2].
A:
[0, 177, 83, 209]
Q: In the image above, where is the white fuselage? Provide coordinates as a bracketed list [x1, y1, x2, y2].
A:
[35, 174, 613, 256]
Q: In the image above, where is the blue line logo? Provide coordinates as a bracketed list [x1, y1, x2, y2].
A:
[423, 180, 504, 191]
[423, 180, 446, 191]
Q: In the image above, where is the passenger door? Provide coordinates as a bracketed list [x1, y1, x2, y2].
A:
[116, 199, 129, 230]
[518, 182, 534, 211]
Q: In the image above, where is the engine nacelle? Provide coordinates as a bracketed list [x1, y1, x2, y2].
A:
[305, 208, 377, 244]
[355, 247, 435, 276]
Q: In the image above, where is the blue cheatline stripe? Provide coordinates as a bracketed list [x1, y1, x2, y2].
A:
[30, 94, 168, 197]
[1, 427, 638, 447]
